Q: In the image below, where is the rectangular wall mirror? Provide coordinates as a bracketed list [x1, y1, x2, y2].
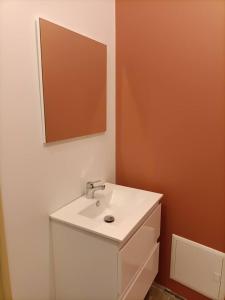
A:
[37, 18, 107, 143]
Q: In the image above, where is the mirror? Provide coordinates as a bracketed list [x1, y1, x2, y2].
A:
[37, 18, 107, 143]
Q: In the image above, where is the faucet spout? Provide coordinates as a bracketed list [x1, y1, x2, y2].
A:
[86, 181, 105, 199]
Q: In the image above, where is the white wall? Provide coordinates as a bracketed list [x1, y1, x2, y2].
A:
[0, 1, 115, 299]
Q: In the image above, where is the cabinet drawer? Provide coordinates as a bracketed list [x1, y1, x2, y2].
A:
[118, 204, 161, 295]
[121, 243, 159, 300]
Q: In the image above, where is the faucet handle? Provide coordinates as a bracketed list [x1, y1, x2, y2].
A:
[86, 180, 103, 188]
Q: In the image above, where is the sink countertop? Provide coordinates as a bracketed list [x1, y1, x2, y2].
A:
[50, 183, 163, 243]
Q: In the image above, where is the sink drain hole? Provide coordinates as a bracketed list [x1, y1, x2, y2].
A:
[104, 215, 115, 223]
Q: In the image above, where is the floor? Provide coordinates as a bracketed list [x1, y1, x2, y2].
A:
[145, 284, 183, 300]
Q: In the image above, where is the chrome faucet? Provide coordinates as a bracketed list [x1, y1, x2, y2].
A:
[86, 180, 105, 199]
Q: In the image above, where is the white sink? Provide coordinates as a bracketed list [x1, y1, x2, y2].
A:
[78, 188, 144, 224]
[50, 183, 162, 242]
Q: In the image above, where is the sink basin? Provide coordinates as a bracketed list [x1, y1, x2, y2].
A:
[50, 183, 162, 242]
[79, 189, 144, 224]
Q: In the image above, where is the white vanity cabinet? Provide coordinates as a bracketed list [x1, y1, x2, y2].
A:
[51, 203, 161, 300]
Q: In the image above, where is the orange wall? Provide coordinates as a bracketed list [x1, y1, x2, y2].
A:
[116, 1, 225, 299]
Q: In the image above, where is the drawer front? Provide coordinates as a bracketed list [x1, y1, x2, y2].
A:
[118, 204, 161, 295]
[121, 243, 159, 300]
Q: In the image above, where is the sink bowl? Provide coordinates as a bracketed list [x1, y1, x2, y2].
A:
[78, 189, 143, 224]
[50, 183, 162, 242]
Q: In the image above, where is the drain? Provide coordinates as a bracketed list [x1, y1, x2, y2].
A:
[104, 215, 115, 223]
